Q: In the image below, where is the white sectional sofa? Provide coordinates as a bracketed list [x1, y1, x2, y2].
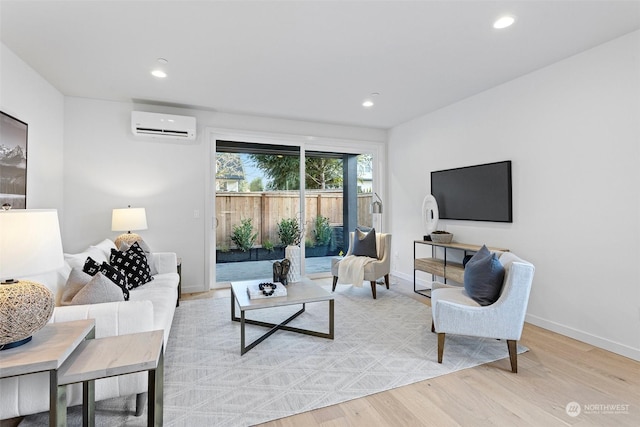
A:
[0, 239, 179, 420]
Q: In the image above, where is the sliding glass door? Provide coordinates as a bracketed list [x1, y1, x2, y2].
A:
[214, 141, 301, 284]
[209, 134, 383, 289]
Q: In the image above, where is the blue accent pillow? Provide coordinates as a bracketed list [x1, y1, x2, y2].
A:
[352, 228, 377, 258]
[463, 245, 505, 306]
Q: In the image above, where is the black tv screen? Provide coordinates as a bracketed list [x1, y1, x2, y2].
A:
[431, 161, 512, 222]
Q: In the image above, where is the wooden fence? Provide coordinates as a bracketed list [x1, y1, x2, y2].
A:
[216, 191, 373, 248]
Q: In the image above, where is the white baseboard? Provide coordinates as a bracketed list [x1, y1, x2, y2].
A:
[525, 313, 640, 362]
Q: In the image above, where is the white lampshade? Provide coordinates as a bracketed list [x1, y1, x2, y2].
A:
[0, 209, 61, 349]
[111, 207, 148, 232]
[0, 209, 64, 281]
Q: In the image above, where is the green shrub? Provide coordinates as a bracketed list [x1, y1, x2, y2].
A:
[263, 239, 274, 252]
[231, 218, 258, 252]
[313, 215, 332, 246]
[277, 217, 302, 247]
[305, 238, 315, 248]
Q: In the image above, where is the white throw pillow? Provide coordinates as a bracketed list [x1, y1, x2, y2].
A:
[70, 272, 125, 305]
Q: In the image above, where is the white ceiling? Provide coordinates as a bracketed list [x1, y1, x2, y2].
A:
[2, 1, 639, 129]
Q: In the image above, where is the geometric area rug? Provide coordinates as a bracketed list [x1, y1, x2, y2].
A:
[20, 282, 526, 427]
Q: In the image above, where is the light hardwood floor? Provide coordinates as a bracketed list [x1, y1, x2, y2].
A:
[3, 277, 637, 427]
[185, 276, 640, 427]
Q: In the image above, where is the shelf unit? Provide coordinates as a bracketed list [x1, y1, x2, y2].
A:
[413, 240, 509, 298]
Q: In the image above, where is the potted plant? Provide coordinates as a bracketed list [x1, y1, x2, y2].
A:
[311, 215, 331, 256]
[231, 218, 258, 252]
[277, 216, 303, 282]
[277, 217, 302, 247]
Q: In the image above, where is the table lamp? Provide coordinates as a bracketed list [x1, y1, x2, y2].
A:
[112, 206, 147, 248]
[0, 209, 63, 350]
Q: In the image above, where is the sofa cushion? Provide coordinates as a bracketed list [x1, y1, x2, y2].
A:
[60, 267, 93, 306]
[119, 239, 158, 275]
[64, 239, 117, 269]
[70, 272, 125, 305]
[464, 245, 505, 306]
[352, 228, 377, 258]
[98, 262, 130, 300]
[110, 242, 154, 289]
[82, 257, 129, 300]
[82, 256, 102, 275]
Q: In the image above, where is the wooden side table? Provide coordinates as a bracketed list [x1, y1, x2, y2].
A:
[57, 330, 164, 427]
[0, 319, 96, 427]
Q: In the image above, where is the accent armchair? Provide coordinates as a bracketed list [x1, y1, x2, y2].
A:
[331, 232, 391, 299]
[431, 252, 535, 373]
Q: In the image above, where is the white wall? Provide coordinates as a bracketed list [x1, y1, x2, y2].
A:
[388, 31, 640, 361]
[63, 97, 386, 293]
[0, 43, 65, 212]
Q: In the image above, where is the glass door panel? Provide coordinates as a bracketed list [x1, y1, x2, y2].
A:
[215, 141, 300, 285]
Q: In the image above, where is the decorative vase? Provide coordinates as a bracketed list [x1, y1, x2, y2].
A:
[285, 245, 301, 283]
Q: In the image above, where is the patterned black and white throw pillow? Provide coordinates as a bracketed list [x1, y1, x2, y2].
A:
[110, 244, 154, 289]
[82, 256, 129, 300]
[98, 262, 130, 301]
[82, 256, 101, 276]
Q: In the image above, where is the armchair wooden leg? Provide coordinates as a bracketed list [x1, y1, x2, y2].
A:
[431, 319, 435, 333]
[332, 276, 338, 292]
[437, 333, 445, 363]
[384, 274, 390, 290]
[370, 281, 377, 299]
[507, 340, 518, 373]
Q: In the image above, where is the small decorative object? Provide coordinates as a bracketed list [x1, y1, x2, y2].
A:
[422, 195, 439, 235]
[112, 205, 148, 248]
[258, 282, 277, 296]
[285, 246, 301, 283]
[246, 282, 287, 299]
[430, 231, 453, 243]
[272, 259, 290, 286]
[0, 209, 63, 349]
[280, 259, 290, 286]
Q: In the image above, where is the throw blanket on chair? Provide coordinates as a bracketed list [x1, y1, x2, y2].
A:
[337, 255, 376, 287]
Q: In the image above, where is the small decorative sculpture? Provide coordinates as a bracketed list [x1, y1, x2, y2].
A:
[272, 259, 290, 286]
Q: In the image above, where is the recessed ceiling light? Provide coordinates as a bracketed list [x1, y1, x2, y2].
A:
[493, 15, 516, 29]
[362, 92, 380, 108]
[151, 69, 167, 78]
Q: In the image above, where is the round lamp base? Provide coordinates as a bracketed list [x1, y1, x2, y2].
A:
[0, 280, 54, 348]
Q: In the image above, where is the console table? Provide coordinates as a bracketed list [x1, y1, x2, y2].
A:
[414, 240, 509, 297]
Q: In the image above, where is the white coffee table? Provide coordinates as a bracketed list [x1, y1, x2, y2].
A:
[230, 278, 334, 355]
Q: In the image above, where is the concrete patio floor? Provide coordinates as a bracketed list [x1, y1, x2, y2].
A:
[215, 255, 336, 283]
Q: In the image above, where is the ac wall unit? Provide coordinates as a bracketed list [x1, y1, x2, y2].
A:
[131, 111, 196, 140]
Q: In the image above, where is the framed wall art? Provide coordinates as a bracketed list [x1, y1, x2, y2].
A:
[0, 111, 28, 209]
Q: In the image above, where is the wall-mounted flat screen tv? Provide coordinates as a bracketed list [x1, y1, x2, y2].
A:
[431, 160, 512, 222]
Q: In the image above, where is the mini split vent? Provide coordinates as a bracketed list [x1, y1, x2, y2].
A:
[131, 111, 196, 140]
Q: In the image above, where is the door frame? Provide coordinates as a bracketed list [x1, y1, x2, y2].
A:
[205, 127, 385, 290]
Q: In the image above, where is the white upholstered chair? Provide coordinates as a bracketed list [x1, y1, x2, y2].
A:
[431, 252, 535, 373]
[331, 232, 391, 299]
